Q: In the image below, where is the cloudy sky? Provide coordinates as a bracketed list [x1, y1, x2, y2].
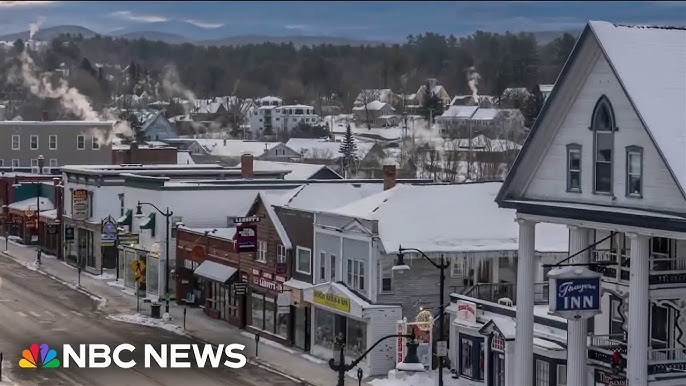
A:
[0, 1, 684, 41]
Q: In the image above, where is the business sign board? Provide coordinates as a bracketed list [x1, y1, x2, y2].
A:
[548, 266, 601, 320]
[65, 227, 75, 241]
[232, 216, 260, 224]
[455, 300, 478, 325]
[236, 225, 257, 252]
[312, 290, 351, 313]
[72, 189, 89, 221]
[395, 321, 406, 365]
[118, 233, 140, 246]
[101, 218, 118, 247]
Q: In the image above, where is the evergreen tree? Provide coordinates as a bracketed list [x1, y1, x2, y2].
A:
[338, 123, 358, 177]
[420, 82, 444, 122]
[523, 84, 545, 128]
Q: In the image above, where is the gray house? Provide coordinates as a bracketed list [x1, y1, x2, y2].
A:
[140, 111, 178, 141]
[0, 121, 115, 170]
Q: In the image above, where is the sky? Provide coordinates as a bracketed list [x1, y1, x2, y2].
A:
[0, 1, 684, 42]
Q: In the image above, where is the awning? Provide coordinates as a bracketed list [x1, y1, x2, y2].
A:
[117, 209, 132, 227]
[193, 260, 238, 284]
[139, 212, 156, 234]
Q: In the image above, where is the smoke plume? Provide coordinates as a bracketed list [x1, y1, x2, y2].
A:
[8, 50, 134, 144]
[28, 17, 45, 40]
[466, 66, 481, 104]
[160, 64, 196, 112]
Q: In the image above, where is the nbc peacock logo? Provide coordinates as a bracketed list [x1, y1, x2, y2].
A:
[19, 343, 61, 368]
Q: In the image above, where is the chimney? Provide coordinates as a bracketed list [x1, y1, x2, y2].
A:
[42, 111, 48, 121]
[383, 164, 397, 191]
[241, 153, 254, 178]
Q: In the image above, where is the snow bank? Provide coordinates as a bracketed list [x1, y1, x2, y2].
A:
[85, 272, 116, 280]
[370, 370, 460, 386]
[107, 313, 186, 336]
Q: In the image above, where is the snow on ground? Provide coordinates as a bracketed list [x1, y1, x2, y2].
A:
[240, 331, 297, 354]
[85, 271, 117, 280]
[370, 370, 460, 386]
[107, 313, 186, 335]
[107, 279, 125, 289]
[301, 354, 326, 364]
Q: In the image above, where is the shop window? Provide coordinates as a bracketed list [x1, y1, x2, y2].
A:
[460, 338, 473, 377]
[250, 292, 276, 333]
[147, 256, 159, 295]
[346, 318, 366, 358]
[557, 365, 567, 386]
[314, 308, 336, 349]
[257, 240, 267, 262]
[535, 360, 550, 386]
[296, 246, 311, 274]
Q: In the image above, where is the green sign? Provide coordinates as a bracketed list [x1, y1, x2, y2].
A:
[118, 233, 140, 245]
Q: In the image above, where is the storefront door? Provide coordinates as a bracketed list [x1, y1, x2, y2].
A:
[294, 307, 310, 351]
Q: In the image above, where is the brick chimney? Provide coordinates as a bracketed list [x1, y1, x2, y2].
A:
[42, 111, 48, 121]
[383, 164, 397, 191]
[241, 154, 254, 178]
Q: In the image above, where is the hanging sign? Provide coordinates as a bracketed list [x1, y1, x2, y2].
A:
[548, 266, 601, 320]
[72, 189, 89, 220]
[236, 225, 257, 252]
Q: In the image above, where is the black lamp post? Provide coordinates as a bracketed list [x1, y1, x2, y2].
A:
[135, 201, 173, 317]
[393, 245, 450, 386]
[329, 332, 415, 386]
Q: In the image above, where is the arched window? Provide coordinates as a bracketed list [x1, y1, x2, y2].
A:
[592, 96, 616, 194]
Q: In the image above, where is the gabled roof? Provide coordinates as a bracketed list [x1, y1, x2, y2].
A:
[498, 21, 686, 204]
[588, 21, 686, 194]
[325, 182, 569, 254]
[285, 138, 378, 160]
[276, 182, 383, 212]
[251, 192, 292, 249]
[236, 160, 342, 180]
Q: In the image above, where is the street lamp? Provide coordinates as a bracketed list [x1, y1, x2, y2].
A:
[329, 332, 415, 386]
[393, 245, 450, 386]
[135, 201, 174, 318]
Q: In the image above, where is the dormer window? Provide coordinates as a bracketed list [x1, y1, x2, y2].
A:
[592, 96, 617, 194]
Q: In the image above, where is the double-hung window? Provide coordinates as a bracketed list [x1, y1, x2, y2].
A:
[277, 244, 286, 264]
[30, 135, 39, 150]
[256, 241, 267, 263]
[49, 135, 57, 150]
[295, 246, 311, 274]
[535, 360, 550, 386]
[380, 260, 393, 293]
[567, 144, 581, 192]
[77, 135, 85, 150]
[330, 254, 336, 281]
[11, 135, 19, 150]
[626, 146, 643, 197]
[592, 96, 616, 194]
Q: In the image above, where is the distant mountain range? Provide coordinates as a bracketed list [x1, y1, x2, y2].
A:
[0, 24, 579, 47]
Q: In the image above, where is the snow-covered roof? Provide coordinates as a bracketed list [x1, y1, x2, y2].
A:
[285, 138, 377, 160]
[40, 209, 58, 220]
[258, 96, 282, 103]
[326, 182, 569, 254]
[177, 151, 195, 165]
[277, 182, 384, 212]
[9, 197, 54, 212]
[352, 100, 392, 112]
[355, 89, 394, 104]
[178, 226, 237, 240]
[441, 105, 478, 118]
[236, 160, 341, 180]
[588, 21, 686, 194]
[191, 139, 282, 157]
[471, 108, 499, 120]
[255, 192, 292, 249]
[539, 84, 554, 93]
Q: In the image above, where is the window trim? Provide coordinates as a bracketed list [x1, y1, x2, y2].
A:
[380, 259, 393, 294]
[625, 145, 643, 198]
[49, 159, 58, 167]
[319, 251, 326, 281]
[76, 135, 85, 150]
[276, 244, 286, 264]
[591, 95, 617, 195]
[30, 135, 39, 150]
[11, 159, 19, 167]
[295, 246, 312, 275]
[330, 254, 336, 282]
[11, 135, 20, 150]
[49, 135, 57, 150]
[92, 136, 100, 150]
[256, 240, 267, 263]
[566, 143, 582, 193]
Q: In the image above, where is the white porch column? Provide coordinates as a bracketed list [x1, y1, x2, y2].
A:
[567, 226, 590, 386]
[514, 218, 536, 386]
[627, 233, 650, 386]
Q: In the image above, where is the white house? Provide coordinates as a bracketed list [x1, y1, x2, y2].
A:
[248, 102, 320, 135]
[496, 21, 686, 386]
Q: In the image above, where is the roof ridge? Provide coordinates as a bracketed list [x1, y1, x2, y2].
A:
[613, 23, 686, 31]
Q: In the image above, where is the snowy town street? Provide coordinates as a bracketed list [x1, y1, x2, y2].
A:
[0, 246, 301, 386]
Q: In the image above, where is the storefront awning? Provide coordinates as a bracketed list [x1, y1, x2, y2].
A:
[139, 212, 156, 233]
[117, 209, 132, 227]
[193, 260, 238, 284]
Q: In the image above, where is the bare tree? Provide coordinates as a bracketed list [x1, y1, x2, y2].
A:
[357, 89, 381, 130]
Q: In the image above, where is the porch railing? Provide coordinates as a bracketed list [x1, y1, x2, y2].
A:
[590, 249, 686, 286]
[463, 282, 549, 305]
[649, 348, 686, 364]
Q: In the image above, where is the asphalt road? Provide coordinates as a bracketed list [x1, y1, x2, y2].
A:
[0, 256, 300, 386]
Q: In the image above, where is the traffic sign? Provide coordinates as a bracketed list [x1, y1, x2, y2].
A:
[130, 259, 145, 283]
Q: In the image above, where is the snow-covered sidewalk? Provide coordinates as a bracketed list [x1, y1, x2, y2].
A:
[0, 237, 367, 386]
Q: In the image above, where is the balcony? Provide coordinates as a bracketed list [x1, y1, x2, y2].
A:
[590, 249, 686, 287]
[588, 334, 686, 376]
[462, 282, 549, 305]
